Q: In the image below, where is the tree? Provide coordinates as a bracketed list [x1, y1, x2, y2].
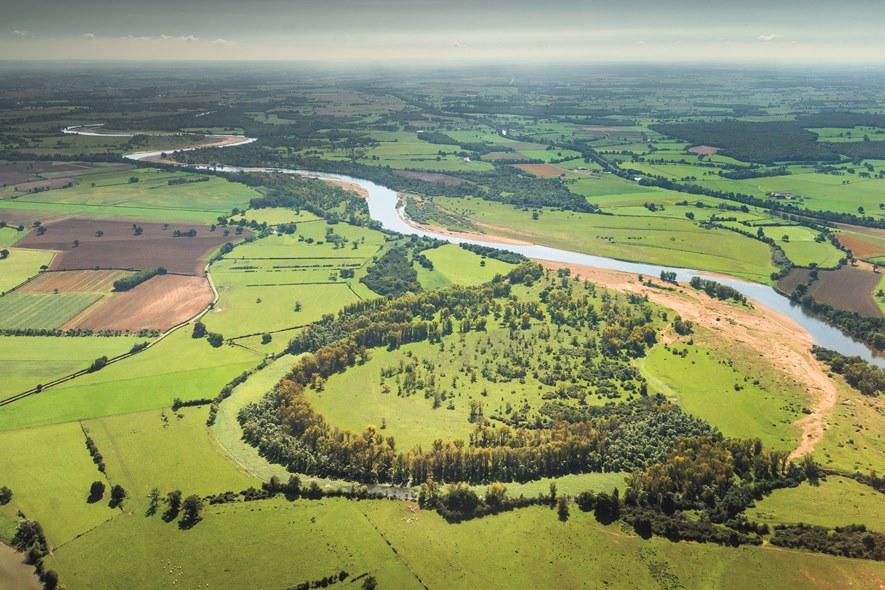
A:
[192, 321, 207, 339]
[575, 491, 595, 512]
[557, 495, 570, 522]
[146, 487, 160, 516]
[0, 486, 12, 505]
[261, 333, 272, 344]
[164, 490, 182, 521]
[207, 332, 224, 348]
[180, 495, 203, 528]
[43, 569, 59, 590]
[485, 482, 507, 511]
[109, 484, 126, 508]
[88, 481, 105, 503]
[594, 490, 620, 525]
[362, 576, 377, 590]
[0, 249, 8, 260]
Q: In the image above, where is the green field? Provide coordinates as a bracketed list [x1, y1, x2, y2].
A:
[748, 476, 885, 529]
[0, 335, 140, 399]
[0, 248, 55, 294]
[639, 341, 803, 451]
[0, 422, 117, 546]
[1, 167, 259, 222]
[0, 330, 259, 431]
[205, 221, 385, 337]
[415, 244, 514, 290]
[768, 225, 845, 268]
[85, 406, 257, 507]
[0, 292, 102, 330]
[434, 196, 778, 282]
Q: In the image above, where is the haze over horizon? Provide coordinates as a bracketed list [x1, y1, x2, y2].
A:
[2, 0, 885, 64]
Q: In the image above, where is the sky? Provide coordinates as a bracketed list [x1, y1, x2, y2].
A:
[2, 0, 885, 63]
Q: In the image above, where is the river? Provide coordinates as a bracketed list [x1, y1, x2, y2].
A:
[62, 126, 883, 366]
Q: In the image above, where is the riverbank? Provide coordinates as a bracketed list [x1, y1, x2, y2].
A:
[0, 543, 41, 590]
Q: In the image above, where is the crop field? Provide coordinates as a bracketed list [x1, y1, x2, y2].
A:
[414, 244, 514, 290]
[0, 292, 102, 330]
[17, 218, 245, 275]
[0, 247, 55, 294]
[433, 196, 778, 282]
[67, 274, 214, 331]
[0, 335, 139, 400]
[778, 265, 882, 317]
[836, 225, 885, 261]
[18, 269, 129, 294]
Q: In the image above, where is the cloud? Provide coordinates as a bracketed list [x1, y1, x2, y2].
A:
[757, 33, 783, 42]
[81, 32, 96, 40]
[12, 30, 31, 38]
[211, 38, 234, 46]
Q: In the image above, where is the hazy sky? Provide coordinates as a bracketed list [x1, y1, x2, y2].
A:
[3, 0, 885, 63]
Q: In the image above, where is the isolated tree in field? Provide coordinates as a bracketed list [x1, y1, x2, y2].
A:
[0, 249, 8, 259]
[0, 486, 12, 504]
[261, 333, 272, 344]
[146, 487, 160, 516]
[180, 494, 203, 528]
[192, 321, 207, 339]
[42, 569, 59, 590]
[557, 495, 570, 522]
[362, 576, 377, 590]
[88, 481, 105, 503]
[164, 490, 182, 521]
[207, 332, 224, 348]
[109, 484, 126, 508]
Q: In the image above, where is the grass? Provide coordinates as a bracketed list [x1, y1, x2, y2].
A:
[639, 339, 803, 451]
[211, 354, 295, 481]
[415, 244, 514, 290]
[815, 379, 885, 474]
[0, 330, 259, 431]
[0, 248, 55, 294]
[0, 225, 25, 246]
[0, 292, 102, 330]
[85, 406, 257, 508]
[50, 498, 423, 590]
[767, 225, 844, 268]
[0, 421, 118, 546]
[358, 502, 885, 590]
[205, 221, 385, 337]
[233, 207, 321, 226]
[1, 167, 259, 222]
[0, 335, 140, 399]
[435, 195, 778, 283]
[748, 476, 885, 529]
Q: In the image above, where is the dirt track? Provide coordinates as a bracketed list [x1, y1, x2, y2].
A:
[541, 261, 838, 459]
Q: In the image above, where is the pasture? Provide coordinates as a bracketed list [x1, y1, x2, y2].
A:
[0, 292, 102, 330]
[414, 244, 514, 290]
[0, 335, 139, 400]
[434, 196, 778, 282]
[0, 247, 55, 294]
[0, 330, 259, 431]
[639, 342, 803, 451]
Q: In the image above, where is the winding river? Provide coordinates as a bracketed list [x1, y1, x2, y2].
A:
[64, 126, 883, 366]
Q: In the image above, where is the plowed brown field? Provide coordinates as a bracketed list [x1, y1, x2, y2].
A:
[17, 218, 244, 275]
[18, 270, 129, 293]
[65, 274, 213, 331]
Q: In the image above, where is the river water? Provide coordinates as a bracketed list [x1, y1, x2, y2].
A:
[66, 127, 879, 367]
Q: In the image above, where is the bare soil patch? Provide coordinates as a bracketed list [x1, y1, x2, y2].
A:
[512, 163, 566, 178]
[66, 274, 212, 331]
[393, 170, 470, 186]
[688, 145, 720, 155]
[0, 161, 93, 187]
[17, 218, 245, 275]
[836, 232, 885, 261]
[12, 178, 75, 192]
[18, 269, 129, 293]
[541, 261, 838, 459]
[778, 265, 881, 318]
[321, 179, 369, 199]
